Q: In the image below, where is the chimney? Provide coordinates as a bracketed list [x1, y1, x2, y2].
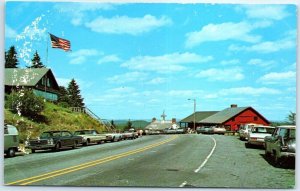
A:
[172, 118, 176, 124]
[231, 104, 238, 108]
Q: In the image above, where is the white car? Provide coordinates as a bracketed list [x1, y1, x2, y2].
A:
[105, 133, 123, 142]
[212, 127, 226, 135]
[247, 126, 275, 147]
[239, 123, 261, 140]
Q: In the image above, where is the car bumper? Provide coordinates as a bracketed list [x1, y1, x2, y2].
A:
[280, 152, 296, 158]
[26, 144, 55, 150]
[248, 139, 265, 146]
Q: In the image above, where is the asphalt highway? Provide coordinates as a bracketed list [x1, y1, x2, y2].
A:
[4, 134, 295, 188]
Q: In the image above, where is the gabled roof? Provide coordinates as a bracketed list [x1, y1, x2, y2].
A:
[200, 107, 250, 124]
[5, 68, 58, 89]
[180, 111, 218, 123]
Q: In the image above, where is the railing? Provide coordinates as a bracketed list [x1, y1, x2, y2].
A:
[70, 107, 114, 132]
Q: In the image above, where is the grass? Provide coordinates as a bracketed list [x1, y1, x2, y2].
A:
[4, 101, 106, 142]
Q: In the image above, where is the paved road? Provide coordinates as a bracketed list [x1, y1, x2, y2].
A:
[4, 134, 295, 188]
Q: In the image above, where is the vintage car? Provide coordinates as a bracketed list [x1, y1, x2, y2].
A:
[26, 130, 83, 153]
[163, 128, 185, 134]
[105, 133, 123, 142]
[246, 125, 275, 147]
[4, 124, 20, 157]
[73, 129, 107, 146]
[265, 125, 296, 166]
[196, 126, 214, 134]
[212, 126, 226, 135]
[239, 123, 261, 140]
[122, 131, 136, 140]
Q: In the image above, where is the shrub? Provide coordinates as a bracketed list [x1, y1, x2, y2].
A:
[5, 89, 45, 119]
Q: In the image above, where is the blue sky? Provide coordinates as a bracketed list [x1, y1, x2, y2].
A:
[5, 2, 297, 121]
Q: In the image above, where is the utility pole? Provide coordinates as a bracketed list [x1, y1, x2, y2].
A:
[188, 98, 196, 133]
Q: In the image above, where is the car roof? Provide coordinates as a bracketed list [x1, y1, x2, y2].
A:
[276, 125, 296, 129]
[253, 125, 275, 128]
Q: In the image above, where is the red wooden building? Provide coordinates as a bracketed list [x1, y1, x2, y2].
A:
[180, 104, 270, 131]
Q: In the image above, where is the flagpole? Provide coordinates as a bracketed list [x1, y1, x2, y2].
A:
[46, 32, 49, 66]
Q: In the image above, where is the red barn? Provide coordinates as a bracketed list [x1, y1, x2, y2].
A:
[199, 104, 270, 131]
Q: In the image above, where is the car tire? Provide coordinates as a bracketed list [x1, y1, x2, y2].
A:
[72, 141, 77, 149]
[273, 154, 282, 167]
[53, 143, 61, 152]
[265, 149, 270, 158]
[6, 148, 15, 158]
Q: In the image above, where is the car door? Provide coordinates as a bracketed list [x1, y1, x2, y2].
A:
[61, 131, 73, 146]
[268, 127, 279, 152]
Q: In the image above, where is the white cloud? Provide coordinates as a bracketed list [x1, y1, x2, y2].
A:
[5, 24, 17, 38]
[229, 39, 295, 54]
[56, 77, 71, 87]
[229, 30, 296, 54]
[258, 71, 296, 84]
[220, 59, 240, 66]
[85, 15, 172, 35]
[241, 5, 290, 20]
[220, 87, 281, 96]
[247, 59, 276, 67]
[185, 21, 271, 48]
[98, 54, 121, 64]
[195, 67, 244, 81]
[68, 49, 100, 64]
[121, 52, 213, 73]
[146, 77, 167, 85]
[107, 72, 148, 84]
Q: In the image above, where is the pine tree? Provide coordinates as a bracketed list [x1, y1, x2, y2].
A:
[5, 46, 19, 68]
[57, 86, 70, 107]
[28, 51, 46, 68]
[67, 79, 84, 107]
[286, 111, 296, 125]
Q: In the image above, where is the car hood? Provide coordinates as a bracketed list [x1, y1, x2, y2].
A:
[249, 133, 272, 138]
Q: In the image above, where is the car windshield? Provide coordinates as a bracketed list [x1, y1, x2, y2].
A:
[40, 132, 52, 139]
[252, 127, 268, 133]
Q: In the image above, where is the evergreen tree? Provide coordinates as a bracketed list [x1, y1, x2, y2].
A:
[111, 120, 116, 129]
[286, 111, 296, 125]
[57, 86, 70, 107]
[5, 46, 19, 68]
[125, 119, 132, 131]
[28, 51, 46, 68]
[67, 79, 84, 107]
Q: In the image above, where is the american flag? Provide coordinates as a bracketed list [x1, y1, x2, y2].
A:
[49, 33, 71, 51]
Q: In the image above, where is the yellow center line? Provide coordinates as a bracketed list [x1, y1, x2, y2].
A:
[6, 135, 178, 186]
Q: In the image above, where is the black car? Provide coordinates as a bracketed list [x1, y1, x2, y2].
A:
[26, 130, 83, 153]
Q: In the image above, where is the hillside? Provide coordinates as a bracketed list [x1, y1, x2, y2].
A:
[4, 102, 106, 142]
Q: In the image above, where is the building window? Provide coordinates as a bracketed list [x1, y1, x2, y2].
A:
[47, 78, 50, 87]
[254, 116, 258, 121]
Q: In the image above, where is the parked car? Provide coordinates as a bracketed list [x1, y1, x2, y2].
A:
[163, 128, 185, 134]
[265, 125, 296, 166]
[105, 133, 123, 142]
[239, 123, 261, 140]
[247, 125, 275, 147]
[196, 126, 214, 134]
[26, 130, 83, 153]
[212, 126, 226, 135]
[73, 129, 106, 146]
[4, 124, 20, 157]
[122, 131, 136, 140]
